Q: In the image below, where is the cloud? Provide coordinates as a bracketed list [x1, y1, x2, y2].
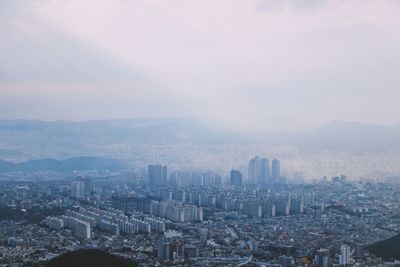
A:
[0, 0, 400, 130]
[0, 2, 139, 83]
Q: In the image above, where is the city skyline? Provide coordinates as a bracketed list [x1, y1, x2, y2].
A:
[1, 158, 399, 266]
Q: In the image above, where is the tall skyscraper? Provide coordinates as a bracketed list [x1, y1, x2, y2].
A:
[199, 228, 208, 246]
[248, 156, 269, 185]
[339, 244, 351, 266]
[315, 248, 330, 267]
[260, 157, 269, 185]
[128, 171, 139, 190]
[148, 164, 167, 186]
[271, 159, 280, 184]
[248, 157, 257, 184]
[71, 179, 85, 199]
[354, 243, 364, 258]
[230, 169, 243, 187]
[157, 236, 185, 262]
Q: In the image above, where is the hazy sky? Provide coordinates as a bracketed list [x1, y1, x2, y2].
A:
[1, 0, 400, 131]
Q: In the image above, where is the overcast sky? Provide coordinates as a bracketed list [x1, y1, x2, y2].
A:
[1, 0, 400, 131]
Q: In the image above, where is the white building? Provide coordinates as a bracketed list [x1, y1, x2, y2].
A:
[67, 217, 91, 240]
[71, 179, 85, 199]
[339, 244, 351, 266]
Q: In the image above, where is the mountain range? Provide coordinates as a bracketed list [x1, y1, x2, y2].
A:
[0, 156, 127, 173]
[0, 117, 400, 161]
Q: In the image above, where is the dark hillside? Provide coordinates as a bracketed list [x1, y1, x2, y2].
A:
[367, 234, 400, 260]
[46, 249, 138, 267]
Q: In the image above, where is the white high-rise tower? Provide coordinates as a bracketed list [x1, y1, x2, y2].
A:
[339, 244, 351, 266]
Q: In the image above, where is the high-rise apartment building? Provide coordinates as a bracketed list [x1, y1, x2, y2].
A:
[230, 169, 243, 187]
[339, 244, 351, 266]
[71, 179, 85, 199]
[271, 159, 280, 184]
[248, 156, 269, 185]
[148, 164, 168, 186]
[315, 248, 330, 267]
[67, 217, 91, 240]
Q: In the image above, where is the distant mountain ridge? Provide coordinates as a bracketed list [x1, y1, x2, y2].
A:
[277, 121, 400, 152]
[0, 156, 127, 173]
[0, 118, 400, 160]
